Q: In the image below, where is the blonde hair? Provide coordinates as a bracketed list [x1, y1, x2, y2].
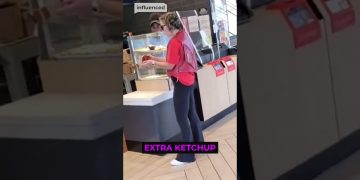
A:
[159, 12, 183, 31]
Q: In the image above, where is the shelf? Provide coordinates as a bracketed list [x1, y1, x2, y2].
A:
[54, 43, 121, 59]
[54, 53, 121, 60]
[0, 36, 37, 48]
[128, 32, 168, 80]
[140, 75, 169, 80]
[0, 36, 40, 61]
[133, 49, 167, 53]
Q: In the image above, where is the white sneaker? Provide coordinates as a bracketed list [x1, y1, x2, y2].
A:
[170, 159, 189, 166]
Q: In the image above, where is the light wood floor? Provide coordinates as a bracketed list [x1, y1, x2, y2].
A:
[123, 110, 237, 180]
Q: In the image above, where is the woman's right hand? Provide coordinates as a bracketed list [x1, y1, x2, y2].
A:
[147, 54, 158, 61]
[142, 54, 157, 62]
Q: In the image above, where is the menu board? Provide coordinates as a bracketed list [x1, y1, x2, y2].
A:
[210, 0, 231, 46]
[188, 16, 200, 32]
[199, 15, 213, 44]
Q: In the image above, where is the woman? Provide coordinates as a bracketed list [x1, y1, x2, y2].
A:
[149, 12, 163, 33]
[140, 12, 204, 166]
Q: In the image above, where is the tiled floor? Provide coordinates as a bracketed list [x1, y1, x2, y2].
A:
[123, 110, 237, 180]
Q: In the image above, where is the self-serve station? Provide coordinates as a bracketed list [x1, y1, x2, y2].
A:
[221, 56, 237, 106]
[312, 0, 360, 139]
[238, 0, 340, 179]
[197, 55, 237, 121]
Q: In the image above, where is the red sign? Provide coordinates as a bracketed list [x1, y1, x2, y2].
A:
[321, 0, 355, 33]
[219, 56, 236, 72]
[267, 0, 321, 48]
[208, 60, 225, 77]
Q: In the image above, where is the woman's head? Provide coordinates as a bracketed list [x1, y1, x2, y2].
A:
[150, 20, 161, 32]
[149, 13, 163, 32]
[159, 12, 183, 37]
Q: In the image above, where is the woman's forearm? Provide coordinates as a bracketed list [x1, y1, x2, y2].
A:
[154, 61, 175, 70]
[154, 56, 166, 62]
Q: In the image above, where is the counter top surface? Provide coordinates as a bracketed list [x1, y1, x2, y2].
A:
[0, 93, 123, 140]
[123, 91, 173, 106]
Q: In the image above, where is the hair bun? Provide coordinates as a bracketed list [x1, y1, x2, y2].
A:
[160, 12, 183, 30]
